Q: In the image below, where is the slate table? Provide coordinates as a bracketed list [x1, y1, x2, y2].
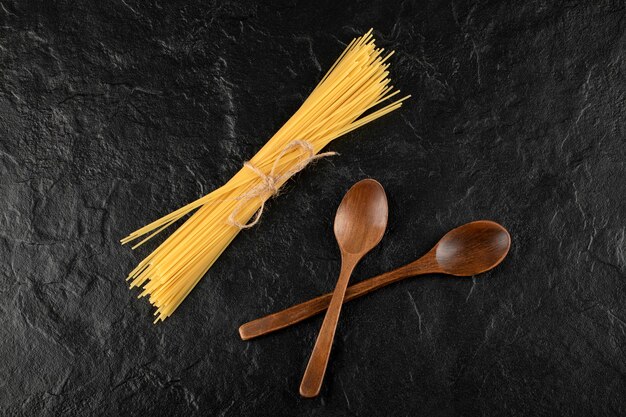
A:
[1, 1, 625, 416]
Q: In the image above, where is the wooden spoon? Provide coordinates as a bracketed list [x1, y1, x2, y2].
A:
[299, 179, 388, 398]
[240, 220, 510, 341]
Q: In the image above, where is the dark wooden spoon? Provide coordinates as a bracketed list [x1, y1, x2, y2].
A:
[300, 179, 388, 398]
[239, 220, 510, 341]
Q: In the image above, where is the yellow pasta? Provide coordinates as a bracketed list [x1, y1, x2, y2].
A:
[121, 29, 410, 322]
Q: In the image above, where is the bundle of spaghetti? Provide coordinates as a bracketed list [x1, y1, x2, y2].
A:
[121, 29, 410, 322]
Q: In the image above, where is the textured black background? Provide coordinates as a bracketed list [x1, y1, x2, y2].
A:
[1, 0, 625, 416]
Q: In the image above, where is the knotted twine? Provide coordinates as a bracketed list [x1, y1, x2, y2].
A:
[228, 140, 337, 229]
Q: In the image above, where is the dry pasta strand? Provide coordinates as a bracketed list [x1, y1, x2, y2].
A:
[122, 29, 410, 322]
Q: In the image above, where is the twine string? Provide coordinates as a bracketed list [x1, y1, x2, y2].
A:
[228, 140, 337, 229]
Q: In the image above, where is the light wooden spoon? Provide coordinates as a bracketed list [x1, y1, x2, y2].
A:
[299, 179, 388, 398]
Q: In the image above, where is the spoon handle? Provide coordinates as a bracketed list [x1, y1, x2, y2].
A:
[239, 256, 436, 341]
[299, 255, 359, 398]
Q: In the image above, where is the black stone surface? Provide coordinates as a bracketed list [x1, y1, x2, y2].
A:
[1, 1, 625, 415]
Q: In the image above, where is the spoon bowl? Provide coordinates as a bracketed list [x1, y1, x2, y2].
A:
[334, 179, 388, 254]
[434, 220, 511, 276]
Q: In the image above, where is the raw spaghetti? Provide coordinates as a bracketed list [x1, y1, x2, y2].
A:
[122, 29, 410, 322]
